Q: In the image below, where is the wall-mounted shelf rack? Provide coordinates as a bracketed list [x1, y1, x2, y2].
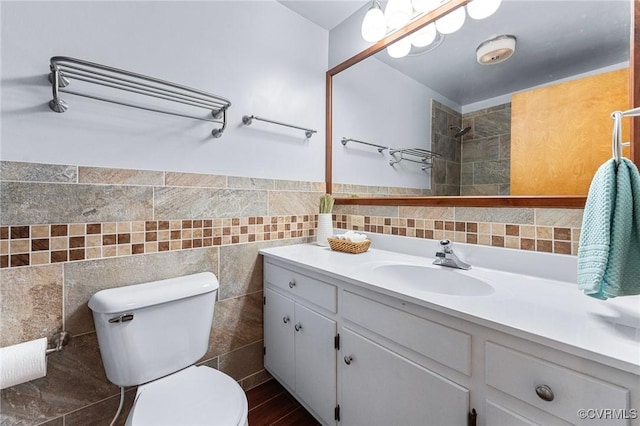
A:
[389, 148, 440, 171]
[341, 137, 388, 153]
[48, 56, 231, 137]
[242, 115, 317, 138]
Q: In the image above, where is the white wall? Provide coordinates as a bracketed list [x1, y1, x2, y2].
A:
[332, 56, 460, 189]
[0, 1, 328, 182]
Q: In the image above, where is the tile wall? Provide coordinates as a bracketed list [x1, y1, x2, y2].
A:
[430, 100, 462, 195]
[1, 161, 583, 425]
[0, 161, 322, 425]
[461, 103, 512, 195]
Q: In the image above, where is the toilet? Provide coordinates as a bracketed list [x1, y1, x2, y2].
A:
[88, 272, 248, 426]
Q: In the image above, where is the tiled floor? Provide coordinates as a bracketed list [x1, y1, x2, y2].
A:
[247, 379, 321, 426]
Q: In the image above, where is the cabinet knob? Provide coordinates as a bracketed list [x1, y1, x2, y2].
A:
[535, 384, 554, 402]
[288, 280, 296, 288]
[344, 355, 353, 365]
[294, 323, 302, 332]
[282, 316, 290, 324]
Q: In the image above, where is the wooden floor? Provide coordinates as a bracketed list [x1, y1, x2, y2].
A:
[247, 379, 321, 426]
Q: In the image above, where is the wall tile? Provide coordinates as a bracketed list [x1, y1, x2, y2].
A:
[535, 208, 584, 228]
[399, 207, 454, 220]
[357, 205, 399, 218]
[64, 388, 136, 426]
[275, 180, 324, 192]
[164, 172, 226, 188]
[0, 333, 117, 425]
[204, 292, 263, 360]
[461, 136, 500, 163]
[228, 176, 275, 190]
[268, 191, 321, 216]
[154, 187, 268, 220]
[64, 248, 219, 335]
[0, 183, 153, 226]
[0, 265, 63, 347]
[219, 341, 264, 382]
[454, 207, 534, 224]
[78, 167, 163, 186]
[0, 161, 76, 183]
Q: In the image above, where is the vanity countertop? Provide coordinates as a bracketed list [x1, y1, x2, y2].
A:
[260, 242, 640, 375]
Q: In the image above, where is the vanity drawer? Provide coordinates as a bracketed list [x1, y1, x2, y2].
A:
[264, 262, 337, 313]
[342, 291, 471, 375]
[485, 342, 630, 426]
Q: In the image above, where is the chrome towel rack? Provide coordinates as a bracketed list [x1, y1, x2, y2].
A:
[341, 137, 388, 153]
[611, 106, 639, 165]
[48, 56, 231, 137]
[242, 115, 317, 139]
[389, 148, 440, 171]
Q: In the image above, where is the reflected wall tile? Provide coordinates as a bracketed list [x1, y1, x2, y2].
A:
[78, 167, 163, 186]
[64, 248, 219, 335]
[535, 208, 584, 228]
[0, 182, 153, 226]
[219, 341, 264, 382]
[0, 162, 77, 183]
[0, 264, 63, 347]
[0, 333, 117, 425]
[154, 187, 268, 220]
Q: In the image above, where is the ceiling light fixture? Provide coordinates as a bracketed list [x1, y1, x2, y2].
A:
[476, 34, 516, 64]
[360, 0, 503, 59]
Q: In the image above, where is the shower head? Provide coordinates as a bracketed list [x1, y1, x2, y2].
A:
[449, 125, 471, 138]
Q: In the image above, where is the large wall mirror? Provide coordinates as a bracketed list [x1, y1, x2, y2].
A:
[326, 0, 638, 207]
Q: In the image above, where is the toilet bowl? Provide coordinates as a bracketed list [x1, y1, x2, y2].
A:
[88, 272, 248, 426]
[126, 366, 248, 426]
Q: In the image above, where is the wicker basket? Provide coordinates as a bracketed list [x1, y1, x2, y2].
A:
[327, 237, 371, 254]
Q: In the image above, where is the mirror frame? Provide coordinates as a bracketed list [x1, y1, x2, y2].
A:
[326, 0, 639, 208]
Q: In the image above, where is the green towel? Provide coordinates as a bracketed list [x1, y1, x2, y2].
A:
[578, 158, 640, 299]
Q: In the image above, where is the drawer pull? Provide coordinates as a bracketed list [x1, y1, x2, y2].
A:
[535, 384, 554, 402]
[344, 355, 353, 365]
[282, 316, 290, 324]
[294, 323, 302, 332]
[288, 280, 296, 288]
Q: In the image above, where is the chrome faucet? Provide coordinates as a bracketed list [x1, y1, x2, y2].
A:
[433, 239, 471, 270]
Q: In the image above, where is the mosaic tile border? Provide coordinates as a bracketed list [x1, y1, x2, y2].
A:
[1, 212, 581, 269]
[335, 214, 580, 256]
[0, 215, 318, 268]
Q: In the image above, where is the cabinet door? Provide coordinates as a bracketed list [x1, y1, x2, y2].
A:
[264, 287, 295, 388]
[341, 328, 469, 426]
[294, 303, 337, 426]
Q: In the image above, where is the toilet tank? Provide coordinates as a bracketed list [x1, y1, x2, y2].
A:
[88, 272, 218, 387]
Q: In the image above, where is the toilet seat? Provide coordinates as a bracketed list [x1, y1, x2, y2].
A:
[126, 365, 248, 426]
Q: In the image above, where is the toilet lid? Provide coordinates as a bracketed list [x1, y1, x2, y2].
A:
[128, 365, 248, 426]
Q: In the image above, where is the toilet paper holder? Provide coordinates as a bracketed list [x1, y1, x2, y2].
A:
[45, 331, 71, 356]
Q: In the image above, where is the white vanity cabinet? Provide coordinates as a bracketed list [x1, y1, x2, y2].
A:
[263, 261, 338, 426]
[261, 246, 639, 426]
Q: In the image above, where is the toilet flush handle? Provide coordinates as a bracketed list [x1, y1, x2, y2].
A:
[108, 313, 134, 324]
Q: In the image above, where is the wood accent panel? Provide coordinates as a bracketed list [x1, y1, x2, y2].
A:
[511, 69, 629, 195]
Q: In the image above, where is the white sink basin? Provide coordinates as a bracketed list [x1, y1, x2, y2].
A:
[371, 264, 495, 296]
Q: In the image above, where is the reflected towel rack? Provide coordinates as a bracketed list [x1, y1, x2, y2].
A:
[611, 106, 639, 165]
[48, 56, 231, 137]
[341, 137, 388, 153]
[242, 115, 317, 138]
[389, 148, 440, 171]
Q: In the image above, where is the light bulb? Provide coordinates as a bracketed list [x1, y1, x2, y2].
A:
[385, 0, 412, 30]
[361, 2, 387, 42]
[435, 6, 465, 34]
[387, 37, 412, 58]
[466, 0, 501, 20]
[411, 0, 442, 13]
[411, 23, 437, 47]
